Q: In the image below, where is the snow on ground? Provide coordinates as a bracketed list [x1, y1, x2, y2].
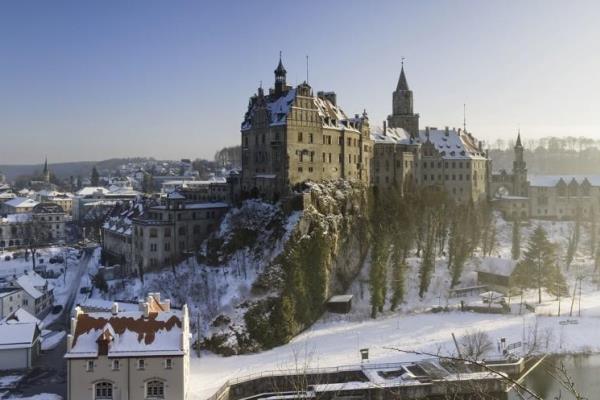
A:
[42, 247, 98, 327]
[0, 247, 76, 279]
[189, 214, 600, 400]
[90, 202, 302, 339]
[6, 394, 63, 400]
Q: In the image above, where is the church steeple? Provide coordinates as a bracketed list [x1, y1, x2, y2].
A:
[513, 130, 527, 196]
[515, 130, 522, 148]
[388, 59, 419, 137]
[43, 157, 50, 183]
[274, 52, 287, 96]
[396, 62, 409, 91]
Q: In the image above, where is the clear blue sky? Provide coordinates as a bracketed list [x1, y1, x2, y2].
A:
[1, 0, 600, 164]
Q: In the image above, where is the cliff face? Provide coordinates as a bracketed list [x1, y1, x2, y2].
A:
[206, 180, 371, 354]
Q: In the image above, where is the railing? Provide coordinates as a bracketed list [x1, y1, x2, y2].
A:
[205, 359, 440, 400]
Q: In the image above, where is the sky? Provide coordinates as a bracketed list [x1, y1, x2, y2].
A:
[1, 0, 600, 164]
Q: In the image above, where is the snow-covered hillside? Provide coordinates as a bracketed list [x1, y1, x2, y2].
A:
[188, 214, 600, 400]
[88, 200, 301, 353]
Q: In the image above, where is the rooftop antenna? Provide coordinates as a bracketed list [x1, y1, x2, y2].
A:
[463, 103, 467, 133]
[306, 55, 309, 84]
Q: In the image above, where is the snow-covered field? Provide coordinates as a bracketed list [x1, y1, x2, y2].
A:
[188, 215, 600, 400]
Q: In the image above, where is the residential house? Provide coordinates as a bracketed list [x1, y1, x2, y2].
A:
[65, 293, 190, 400]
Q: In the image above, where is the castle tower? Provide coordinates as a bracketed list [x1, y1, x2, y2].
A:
[387, 61, 419, 137]
[274, 52, 287, 96]
[43, 157, 50, 183]
[512, 131, 528, 196]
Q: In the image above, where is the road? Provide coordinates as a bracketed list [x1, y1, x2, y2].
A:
[13, 247, 96, 399]
[48, 248, 93, 331]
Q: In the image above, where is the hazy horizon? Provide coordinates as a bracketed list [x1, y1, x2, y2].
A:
[2, 0, 600, 164]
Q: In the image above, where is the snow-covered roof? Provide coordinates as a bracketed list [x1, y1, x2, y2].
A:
[14, 272, 49, 300]
[370, 126, 414, 145]
[4, 197, 39, 208]
[419, 128, 487, 160]
[1, 307, 41, 326]
[0, 322, 39, 350]
[328, 295, 353, 303]
[66, 297, 186, 359]
[76, 186, 110, 196]
[242, 86, 359, 132]
[529, 175, 600, 188]
[0, 192, 16, 199]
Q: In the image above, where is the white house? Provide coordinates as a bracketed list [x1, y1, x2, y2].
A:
[0, 308, 42, 370]
[7, 271, 55, 318]
[65, 293, 190, 400]
[0, 287, 25, 318]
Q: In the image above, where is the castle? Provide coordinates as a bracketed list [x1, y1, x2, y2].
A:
[492, 134, 600, 221]
[241, 57, 490, 203]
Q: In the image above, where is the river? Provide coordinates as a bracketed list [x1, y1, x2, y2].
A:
[508, 354, 600, 399]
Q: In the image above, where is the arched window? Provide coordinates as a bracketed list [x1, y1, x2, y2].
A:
[146, 380, 165, 398]
[95, 381, 113, 399]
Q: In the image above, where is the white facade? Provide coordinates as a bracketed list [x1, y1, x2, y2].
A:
[65, 293, 190, 400]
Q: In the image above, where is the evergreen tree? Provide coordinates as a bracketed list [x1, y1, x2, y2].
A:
[91, 166, 100, 186]
[511, 219, 521, 260]
[512, 226, 564, 303]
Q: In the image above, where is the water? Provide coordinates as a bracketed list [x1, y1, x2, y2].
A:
[508, 354, 600, 399]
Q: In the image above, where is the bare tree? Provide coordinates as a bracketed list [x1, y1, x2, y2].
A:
[460, 330, 493, 361]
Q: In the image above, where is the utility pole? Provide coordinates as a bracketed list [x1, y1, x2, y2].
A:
[196, 312, 201, 358]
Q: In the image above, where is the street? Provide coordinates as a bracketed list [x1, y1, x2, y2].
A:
[11, 247, 96, 399]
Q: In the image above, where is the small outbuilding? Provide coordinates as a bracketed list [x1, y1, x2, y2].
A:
[326, 294, 353, 314]
[0, 308, 42, 370]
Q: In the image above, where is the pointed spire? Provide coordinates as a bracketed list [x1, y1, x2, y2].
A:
[275, 51, 286, 75]
[43, 157, 48, 173]
[516, 129, 522, 147]
[396, 57, 409, 91]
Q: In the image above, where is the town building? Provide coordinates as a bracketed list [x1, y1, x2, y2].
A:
[161, 178, 230, 203]
[241, 56, 373, 200]
[0, 203, 66, 249]
[72, 185, 140, 222]
[0, 307, 42, 370]
[3, 271, 54, 318]
[131, 192, 228, 274]
[101, 200, 146, 276]
[65, 293, 190, 400]
[1, 197, 39, 214]
[493, 133, 600, 222]
[0, 287, 25, 318]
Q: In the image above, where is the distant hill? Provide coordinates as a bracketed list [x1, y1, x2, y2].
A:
[0, 158, 154, 181]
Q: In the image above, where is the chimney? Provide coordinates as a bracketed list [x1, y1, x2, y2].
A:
[67, 334, 73, 352]
[111, 302, 119, 316]
[478, 141, 483, 151]
[163, 299, 171, 312]
[143, 302, 150, 318]
[383, 121, 387, 136]
[444, 126, 449, 137]
[426, 126, 430, 137]
[70, 316, 77, 335]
